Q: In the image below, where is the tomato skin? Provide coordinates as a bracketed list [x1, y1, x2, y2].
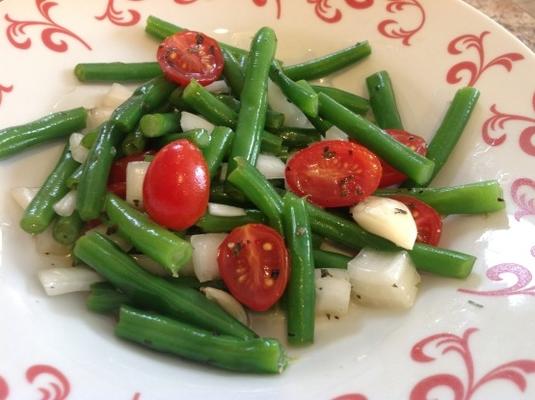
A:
[157, 31, 224, 87]
[379, 129, 427, 188]
[389, 194, 442, 246]
[285, 140, 382, 208]
[218, 224, 289, 312]
[143, 140, 209, 231]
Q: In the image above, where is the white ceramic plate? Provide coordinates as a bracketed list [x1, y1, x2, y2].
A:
[1, 1, 534, 399]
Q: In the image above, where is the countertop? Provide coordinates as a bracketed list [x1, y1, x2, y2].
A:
[464, 0, 535, 51]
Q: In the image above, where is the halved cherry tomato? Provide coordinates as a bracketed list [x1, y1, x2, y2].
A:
[143, 140, 209, 231]
[379, 129, 427, 188]
[389, 194, 442, 246]
[157, 30, 224, 87]
[285, 140, 382, 208]
[218, 224, 289, 312]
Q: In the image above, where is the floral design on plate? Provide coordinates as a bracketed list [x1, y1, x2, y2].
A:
[4, 0, 92, 52]
[377, 0, 426, 46]
[0, 84, 13, 108]
[95, 0, 143, 27]
[511, 178, 535, 221]
[482, 91, 535, 156]
[331, 394, 369, 400]
[410, 328, 535, 399]
[446, 31, 524, 87]
[0, 376, 8, 400]
[0, 364, 70, 400]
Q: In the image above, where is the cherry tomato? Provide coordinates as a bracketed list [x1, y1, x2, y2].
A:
[218, 224, 289, 312]
[389, 194, 442, 246]
[379, 129, 427, 188]
[157, 31, 224, 87]
[285, 140, 382, 208]
[107, 181, 127, 199]
[143, 140, 209, 231]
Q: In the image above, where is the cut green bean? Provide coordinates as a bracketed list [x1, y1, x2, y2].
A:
[86, 282, 130, 315]
[76, 122, 122, 221]
[152, 128, 211, 149]
[116, 305, 286, 373]
[168, 276, 226, 291]
[217, 95, 285, 130]
[366, 71, 403, 130]
[196, 210, 267, 233]
[74, 232, 256, 339]
[375, 180, 505, 215]
[0, 107, 87, 160]
[66, 163, 84, 189]
[203, 126, 234, 178]
[53, 211, 83, 245]
[222, 48, 245, 98]
[139, 112, 181, 138]
[227, 157, 284, 233]
[313, 249, 351, 269]
[283, 193, 315, 345]
[318, 93, 435, 185]
[20, 144, 79, 234]
[311, 85, 369, 115]
[105, 194, 192, 276]
[284, 41, 371, 81]
[121, 129, 147, 155]
[169, 87, 194, 112]
[74, 62, 162, 82]
[274, 127, 322, 149]
[209, 182, 255, 208]
[81, 129, 98, 149]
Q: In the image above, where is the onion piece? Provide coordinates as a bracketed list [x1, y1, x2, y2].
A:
[87, 107, 114, 130]
[255, 154, 286, 180]
[34, 226, 71, 255]
[87, 225, 132, 253]
[126, 161, 150, 209]
[219, 162, 228, 181]
[100, 83, 133, 109]
[191, 233, 227, 282]
[11, 187, 39, 210]
[208, 203, 246, 217]
[180, 111, 215, 132]
[131, 253, 194, 277]
[53, 190, 77, 217]
[315, 268, 352, 317]
[69, 133, 89, 163]
[38, 266, 103, 296]
[267, 80, 313, 128]
[201, 287, 249, 326]
[324, 126, 348, 141]
[204, 80, 230, 94]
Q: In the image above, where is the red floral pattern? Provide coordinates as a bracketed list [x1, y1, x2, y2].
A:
[410, 328, 535, 399]
[4, 0, 91, 52]
[0, 377, 8, 400]
[26, 365, 70, 400]
[332, 394, 368, 400]
[253, 0, 282, 19]
[0, 84, 13, 107]
[95, 0, 142, 27]
[377, 0, 426, 46]
[511, 178, 535, 221]
[446, 31, 524, 86]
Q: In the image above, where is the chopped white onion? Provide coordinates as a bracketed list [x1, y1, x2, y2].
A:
[126, 161, 150, 209]
[11, 187, 39, 210]
[69, 133, 89, 163]
[180, 111, 215, 132]
[201, 287, 249, 326]
[315, 269, 352, 317]
[255, 154, 286, 180]
[53, 190, 77, 217]
[204, 80, 230, 94]
[34, 226, 71, 255]
[191, 233, 227, 282]
[130, 253, 195, 277]
[267, 80, 314, 128]
[38, 266, 103, 296]
[87, 225, 132, 252]
[350, 196, 417, 250]
[314, 268, 350, 282]
[219, 162, 228, 181]
[348, 248, 420, 309]
[319, 240, 355, 258]
[324, 126, 348, 141]
[87, 107, 114, 130]
[99, 83, 133, 109]
[208, 203, 246, 217]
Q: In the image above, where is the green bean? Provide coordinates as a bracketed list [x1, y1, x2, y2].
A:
[74, 232, 256, 339]
[86, 282, 130, 315]
[20, 144, 79, 234]
[307, 114, 333, 132]
[74, 62, 162, 82]
[66, 163, 84, 189]
[139, 112, 181, 138]
[214, 94, 241, 112]
[222, 48, 245, 98]
[313, 249, 351, 269]
[168, 276, 226, 291]
[52, 211, 83, 245]
[116, 305, 286, 373]
[408, 87, 480, 187]
[110, 95, 145, 133]
[169, 87, 193, 111]
[284, 41, 371, 81]
[318, 92, 435, 185]
[203, 126, 234, 178]
[366, 71, 403, 130]
[282, 193, 315, 345]
[105, 194, 192, 276]
[152, 128, 211, 149]
[76, 122, 121, 221]
[209, 182, 255, 208]
[274, 127, 322, 149]
[121, 129, 147, 155]
[227, 157, 284, 233]
[0, 107, 87, 160]
[81, 129, 98, 149]
[375, 180, 505, 215]
[216, 95, 285, 130]
[312, 85, 369, 116]
[196, 210, 267, 233]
